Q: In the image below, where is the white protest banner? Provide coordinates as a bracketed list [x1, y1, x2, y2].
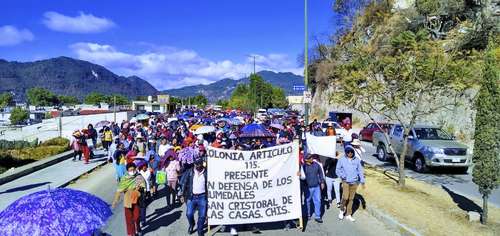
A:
[206, 142, 301, 225]
[305, 133, 337, 158]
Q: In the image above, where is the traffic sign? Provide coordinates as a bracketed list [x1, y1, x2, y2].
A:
[293, 85, 305, 91]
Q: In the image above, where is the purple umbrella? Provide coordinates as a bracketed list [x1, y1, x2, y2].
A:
[0, 188, 111, 236]
[239, 123, 275, 138]
[178, 146, 197, 164]
[160, 149, 178, 169]
[133, 157, 147, 168]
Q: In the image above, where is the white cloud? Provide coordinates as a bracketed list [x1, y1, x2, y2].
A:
[0, 25, 34, 46]
[70, 42, 302, 90]
[43, 11, 115, 33]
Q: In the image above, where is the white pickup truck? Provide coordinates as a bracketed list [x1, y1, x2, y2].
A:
[372, 124, 472, 173]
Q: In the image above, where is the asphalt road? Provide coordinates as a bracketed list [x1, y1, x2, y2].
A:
[354, 140, 500, 208]
[69, 163, 397, 235]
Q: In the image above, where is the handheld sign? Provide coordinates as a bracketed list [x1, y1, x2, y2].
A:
[206, 142, 301, 225]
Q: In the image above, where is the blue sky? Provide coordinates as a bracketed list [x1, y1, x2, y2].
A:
[0, 0, 339, 89]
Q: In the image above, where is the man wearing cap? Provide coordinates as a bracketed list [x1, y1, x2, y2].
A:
[336, 145, 365, 222]
[300, 154, 325, 223]
[179, 157, 207, 236]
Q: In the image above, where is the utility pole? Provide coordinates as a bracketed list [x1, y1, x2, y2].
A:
[58, 112, 62, 138]
[253, 55, 256, 75]
[304, 0, 310, 126]
[113, 95, 116, 123]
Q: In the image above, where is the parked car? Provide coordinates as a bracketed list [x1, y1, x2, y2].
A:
[359, 122, 393, 142]
[321, 121, 344, 140]
[372, 124, 471, 173]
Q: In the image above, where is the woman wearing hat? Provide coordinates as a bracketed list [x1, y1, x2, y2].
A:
[351, 139, 365, 162]
[70, 130, 83, 161]
[133, 133, 148, 154]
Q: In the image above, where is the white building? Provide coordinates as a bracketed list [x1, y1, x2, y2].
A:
[287, 96, 305, 114]
[131, 95, 170, 113]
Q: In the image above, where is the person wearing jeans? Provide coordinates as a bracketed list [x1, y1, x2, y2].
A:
[324, 152, 341, 208]
[179, 158, 207, 236]
[336, 145, 365, 222]
[300, 154, 325, 223]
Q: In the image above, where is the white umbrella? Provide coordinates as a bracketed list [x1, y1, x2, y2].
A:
[193, 126, 216, 135]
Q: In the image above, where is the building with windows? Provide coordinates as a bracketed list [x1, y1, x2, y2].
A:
[131, 95, 171, 113]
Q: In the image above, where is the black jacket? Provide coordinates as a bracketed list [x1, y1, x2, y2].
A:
[179, 167, 207, 200]
[324, 158, 339, 179]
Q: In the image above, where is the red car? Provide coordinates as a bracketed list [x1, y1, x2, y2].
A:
[359, 122, 393, 142]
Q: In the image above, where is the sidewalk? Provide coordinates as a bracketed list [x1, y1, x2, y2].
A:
[0, 150, 108, 211]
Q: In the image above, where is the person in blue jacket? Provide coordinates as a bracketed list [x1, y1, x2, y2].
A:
[336, 145, 365, 222]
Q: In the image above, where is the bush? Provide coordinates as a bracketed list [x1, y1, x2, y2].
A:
[8, 145, 69, 160]
[0, 139, 38, 151]
[0, 137, 70, 173]
[10, 107, 29, 125]
[40, 137, 69, 147]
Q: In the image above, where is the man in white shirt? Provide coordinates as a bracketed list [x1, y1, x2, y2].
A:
[179, 158, 207, 236]
[340, 124, 356, 148]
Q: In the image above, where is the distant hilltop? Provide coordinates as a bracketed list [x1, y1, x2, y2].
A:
[0, 56, 158, 101]
[163, 70, 305, 102]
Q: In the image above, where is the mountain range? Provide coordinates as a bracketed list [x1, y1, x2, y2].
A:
[0, 57, 304, 103]
[0, 57, 158, 101]
[163, 70, 304, 102]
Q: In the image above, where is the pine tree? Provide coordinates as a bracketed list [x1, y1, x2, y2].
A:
[472, 41, 500, 224]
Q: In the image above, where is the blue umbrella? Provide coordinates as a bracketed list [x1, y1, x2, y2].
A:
[183, 111, 194, 117]
[0, 188, 112, 236]
[216, 118, 231, 124]
[230, 118, 243, 126]
[239, 123, 275, 138]
[202, 118, 214, 125]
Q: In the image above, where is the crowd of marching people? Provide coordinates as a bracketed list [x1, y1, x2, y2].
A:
[72, 108, 365, 236]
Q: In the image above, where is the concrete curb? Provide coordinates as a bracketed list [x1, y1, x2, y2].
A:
[60, 160, 109, 188]
[0, 150, 73, 185]
[365, 206, 422, 236]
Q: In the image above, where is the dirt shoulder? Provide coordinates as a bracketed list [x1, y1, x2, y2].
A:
[361, 167, 500, 236]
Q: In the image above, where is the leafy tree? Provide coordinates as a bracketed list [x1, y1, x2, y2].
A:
[228, 84, 253, 110]
[331, 30, 480, 187]
[0, 92, 13, 108]
[226, 75, 289, 110]
[10, 107, 29, 125]
[58, 95, 79, 105]
[190, 94, 208, 107]
[216, 99, 229, 108]
[170, 97, 182, 105]
[84, 92, 107, 105]
[472, 41, 500, 225]
[26, 87, 59, 106]
[106, 94, 129, 105]
[271, 87, 288, 108]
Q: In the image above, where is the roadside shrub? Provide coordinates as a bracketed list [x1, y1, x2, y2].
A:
[40, 137, 69, 147]
[8, 145, 69, 160]
[0, 139, 38, 150]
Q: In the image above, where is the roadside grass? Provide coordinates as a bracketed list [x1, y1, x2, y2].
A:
[361, 167, 500, 236]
